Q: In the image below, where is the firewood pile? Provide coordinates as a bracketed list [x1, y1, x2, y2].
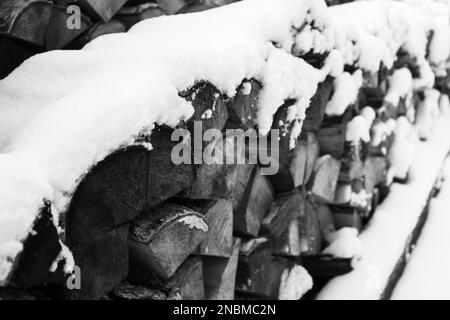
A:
[0, 0, 449, 300]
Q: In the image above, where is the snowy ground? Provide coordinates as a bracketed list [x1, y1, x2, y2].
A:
[391, 158, 450, 300]
[317, 113, 450, 300]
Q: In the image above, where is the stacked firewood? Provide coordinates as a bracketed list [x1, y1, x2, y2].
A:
[1, 0, 449, 301]
[0, 0, 241, 79]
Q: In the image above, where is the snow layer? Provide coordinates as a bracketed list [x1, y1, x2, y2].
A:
[317, 114, 450, 300]
[391, 159, 450, 300]
[322, 228, 363, 261]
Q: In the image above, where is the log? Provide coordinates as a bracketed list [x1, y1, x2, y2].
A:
[65, 224, 129, 300]
[261, 190, 305, 240]
[45, 4, 91, 50]
[7, 202, 61, 288]
[180, 131, 244, 199]
[272, 218, 301, 257]
[115, 3, 166, 30]
[66, 126, 194, 245]
[269, 131, 319, 192]
[0, 0, 53, 47]
[303, 77, 334, 132]
[298, 196, 322, 256]
[225, 79, 261, 130]
[233, 166, 274, 237]
[308, 155, 341, 202]
[235, 238, 290, 299]
[330, 204, 363, 231]
[130, 256, 205, 300]
[55, 0, 128, 22]
[129, 202, 208, 280]
[175, 199, 233, 257]
[203, 238, 241, 300]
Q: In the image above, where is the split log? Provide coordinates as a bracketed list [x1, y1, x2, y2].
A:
[261, 190, 304, 240]
[268, 131, 319, 193]
[130, 256, 205, 300]
[129, 202, 208, 280]
[308, 155, 341, 202]
[303, 77, 334, 132]
[233, 166, 274, 237]
[6, 202, 61, 288]
[65, 224, 129, 300]
[45, 4, 91, 50]
[115, 3, 166, 30]
[66, 126, 194, 245]
[225, 79, 261, 130]
[236, 239, 311, 300]
[329, 204, 363, 231]
[180, 131, 244, 199]
[55, 0, 128, 22]
[298, 196, 322, 256]
[235, 238, 290, 299]
[0, 0, 53, 47]
[175, 199, 233, 257]
[203, 238, 241, 300]
[0, 36, 42, 79]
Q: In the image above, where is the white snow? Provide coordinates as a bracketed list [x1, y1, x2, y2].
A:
[278, 265, 313, 300]
[345, 115, 371, 144]
[322, 228, 363, 262]
[325, 71, 363, 116]
[317, 114, 450, 300]
[391, 159, 450, 300]
[384, 68, 413, 107]
[388, 117, 417, 180]
[179, 215, 209, 232]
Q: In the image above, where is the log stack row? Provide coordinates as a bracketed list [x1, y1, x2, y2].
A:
[1, 0, 449, 300]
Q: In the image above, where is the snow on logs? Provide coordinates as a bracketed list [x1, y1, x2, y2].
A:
[0, 0, 449, 300]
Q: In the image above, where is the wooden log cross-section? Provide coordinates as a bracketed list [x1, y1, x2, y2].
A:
[129, 202, 208, 280]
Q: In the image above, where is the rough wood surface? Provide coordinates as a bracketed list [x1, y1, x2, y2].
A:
[129, 202, 208, 279]
[130, 255, 205, 300]
[236, 239, 290, 299]
[233, 166, 274, 237]
[177, 199, 233, 257]
[55, 0, 128, 21]
[67, 126, 194, 245]
[309, 155, 341, 202]
[203, 238, 241, 300]
[65, 224, 129, 300]
[0, 0, 53, 46]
